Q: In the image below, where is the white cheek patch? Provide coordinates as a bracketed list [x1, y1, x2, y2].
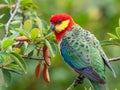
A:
[55, 20, 70, 33]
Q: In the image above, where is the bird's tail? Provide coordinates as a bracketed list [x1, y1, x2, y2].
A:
[89, 80, 108, 90]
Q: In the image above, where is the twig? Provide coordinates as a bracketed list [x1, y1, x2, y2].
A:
[66, 81, 75, 90]
[21, 12, 25, 25]
[109, 57, 120, 62]
[22, 55, 44, 61]
[4, 0, 20, 38]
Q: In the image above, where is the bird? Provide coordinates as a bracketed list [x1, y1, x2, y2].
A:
[49, 13, 116, 90]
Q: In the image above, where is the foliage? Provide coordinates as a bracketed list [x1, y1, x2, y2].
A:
[0, 0, 56, 87]
[0, 0, 120, 90]
[101, 19, 120, 46]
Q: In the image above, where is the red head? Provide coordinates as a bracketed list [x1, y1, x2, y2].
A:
[50, 13, 76, 42]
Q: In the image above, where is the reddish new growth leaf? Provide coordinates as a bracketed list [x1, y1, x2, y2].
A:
[15, 36, 30, 42]
[43, 45, 51, 66]
[35, 61, 43, 79]
[42, 63, 50, 83]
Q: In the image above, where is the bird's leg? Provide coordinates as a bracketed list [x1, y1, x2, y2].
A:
[66, 74, 85, 90]
[73, 74, 85, 87]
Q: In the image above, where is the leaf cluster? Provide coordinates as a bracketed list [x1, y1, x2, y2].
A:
[0, 0, 57, 86]
[101, 19, 120, 46]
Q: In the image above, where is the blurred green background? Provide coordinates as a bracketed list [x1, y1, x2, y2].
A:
[0, 0, 120, 90]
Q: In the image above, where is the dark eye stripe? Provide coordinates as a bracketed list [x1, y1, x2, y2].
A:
[58, 19, 63, 24]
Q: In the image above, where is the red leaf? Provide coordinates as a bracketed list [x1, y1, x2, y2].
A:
[35, 61, 43, 79]
[15, 36, 30, 42]
[42, 63, 50, 83]
[43, 45, 51, 66]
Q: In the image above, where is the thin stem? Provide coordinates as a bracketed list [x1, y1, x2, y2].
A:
[22, 55, 44, 61]
[44, 32, 54, 39]
[66, 82, 74, 90]
[4, 0, 20, 38]
[21, 12, 25, 25]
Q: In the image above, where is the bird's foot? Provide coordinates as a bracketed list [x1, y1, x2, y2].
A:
[73, 75, 85, 87]
[66, 74, 85, 90]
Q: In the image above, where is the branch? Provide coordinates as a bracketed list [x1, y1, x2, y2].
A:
[22, 55, 44, 61]
[109, 57, 120, 62]
[4, 0, 20, 38]
[22, 55, 120, 62]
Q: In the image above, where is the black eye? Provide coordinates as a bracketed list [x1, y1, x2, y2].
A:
[58, 19, 63, 24]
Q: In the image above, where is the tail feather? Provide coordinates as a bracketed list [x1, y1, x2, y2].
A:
[105, 60, 116, 78]
[89, 80, 108, 90]
[101, 54, 116, 78]
[80, 66, 106, 84]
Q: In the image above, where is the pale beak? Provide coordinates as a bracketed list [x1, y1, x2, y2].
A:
[50, 22, 55, 31]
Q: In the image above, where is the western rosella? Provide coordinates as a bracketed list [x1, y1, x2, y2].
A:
[49, 13, 115, 90]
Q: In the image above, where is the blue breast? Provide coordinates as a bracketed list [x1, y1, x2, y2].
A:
[60, 43, 77, 69]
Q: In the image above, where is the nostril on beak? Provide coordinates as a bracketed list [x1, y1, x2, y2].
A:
[50, 22, 55, 31]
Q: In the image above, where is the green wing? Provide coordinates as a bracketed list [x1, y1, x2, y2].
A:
[92, 36, 116, 77]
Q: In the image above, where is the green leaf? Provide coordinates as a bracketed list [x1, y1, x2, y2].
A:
[21, 0, 33, 7]
[24, 41, 28, 49]
[0, 52, 9, 57]
[4, 64, 23, 75]
[44, 32, 54, 39]
[0, 56, 4, 66]
[0, 52, 10, 65]
[24, 44, 36, 55]
[30, 28, 39, 39]
[107, 33, 118, 39]
[1, 38, 15, 49]
[5, 63, 19, 69]
[9, 52, 27, 74]
[13, 48, 21, 54]
[0, 14, 5, 19]
[44, 39, 55, 57]
[100, 40, 119, 46]
[0, 23, 4, 27]
[112, 38, 120, 44]
[9, 32, 19, 39]
[10, 20, 21, 28]
[50, 42, 57, 56]
[20, 0, 38, 10]
[11, 20, 21, 25]
[3, 56, 11, 65]
[36, 17, 43, 35]
[23, 19, 32, 32]
[17, 29, 29, 38]
[4, 0, 10, 6]
[28, 50, 34, 57]
[116, 27, 120, 38]
[41, 19, 48, 30]
[2, 69, 11, 87]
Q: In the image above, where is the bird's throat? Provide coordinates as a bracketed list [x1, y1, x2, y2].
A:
[55, 19, 76, 42]
[54, 30, 67, 42]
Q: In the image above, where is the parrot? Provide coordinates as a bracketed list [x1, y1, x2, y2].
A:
[49, 13, 116, 90]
